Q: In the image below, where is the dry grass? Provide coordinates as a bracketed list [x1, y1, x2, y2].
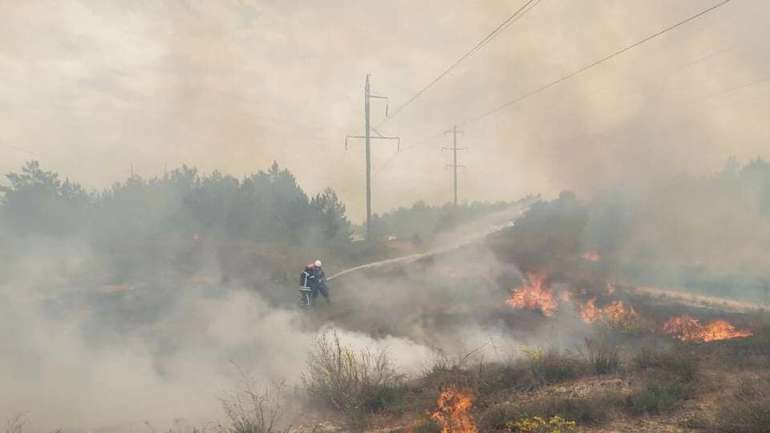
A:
[3, 415, 61, 433]
[623, 379, 694, 416]
[302, 331, 406, 424]
[583, 337, 621, 375]
[711, 376, 770, 433]
[631, 346, 699, 382]
[5, 415, 26, 433]
[411, 418, 442, 433]
[219, 381, 288, 433]
[523, 349, 588, 386]
[622, 346, 700, 416]
[478, 392, 620, 432]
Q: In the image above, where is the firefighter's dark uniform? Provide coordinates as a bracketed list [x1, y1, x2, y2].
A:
[299, 265, 330, 304]
[311, 266, 330, 303]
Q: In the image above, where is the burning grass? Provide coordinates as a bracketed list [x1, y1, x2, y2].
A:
[503, 271, 755, 345]
[663, 315, 753, 342]
[506, 273, 558, 317]
[504, 271, 643, 333]
[579, 299, 640, 331]
[430, 388, 478, 433]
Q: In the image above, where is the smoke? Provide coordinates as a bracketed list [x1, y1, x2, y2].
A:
[3, 0, 770, 429]
[0, 207, 601, 432]
[2, 1, 769, 220]
[0, 238, 449, 432]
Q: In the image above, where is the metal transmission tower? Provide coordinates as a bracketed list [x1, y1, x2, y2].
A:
[345, 74, 400, 239]
[443, 125, 465, 207]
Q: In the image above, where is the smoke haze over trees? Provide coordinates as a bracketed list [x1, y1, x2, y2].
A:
[1, 160, 350, 244]
[491, 157, 770, 303]
[1, 161, 349, 266]
[367, 200, 515, 243]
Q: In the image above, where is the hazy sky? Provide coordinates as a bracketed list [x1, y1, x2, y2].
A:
[2, 0, 769, 221]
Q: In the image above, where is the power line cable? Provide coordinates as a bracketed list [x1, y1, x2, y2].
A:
[458, 0, 734, 128]
[379, 0, 543, 127]
[379, 0, 734, 175]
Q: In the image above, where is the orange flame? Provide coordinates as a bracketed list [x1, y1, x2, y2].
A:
[431, 388, 478, 433]
[604, 300, 639, 324]
[582, 251, 601, 262]
[663, 315, 753, 342]
[580, 299, 638, 327]
[580, 298, 601, 323]
[506, 273, 558, 316]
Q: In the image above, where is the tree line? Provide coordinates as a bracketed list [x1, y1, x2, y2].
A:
[0, 160, 352, 247]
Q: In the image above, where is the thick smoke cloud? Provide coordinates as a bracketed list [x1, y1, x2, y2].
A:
[2, 1, 769, 220]
[0, 239, 445, 431]
[2, 1, 770, 430]
[0, 203, 600, 432]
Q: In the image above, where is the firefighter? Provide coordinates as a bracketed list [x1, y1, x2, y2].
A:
[300, 262, 315, 290]
[310, 259, 330, 304]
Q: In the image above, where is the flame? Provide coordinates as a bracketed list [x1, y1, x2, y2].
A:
[603, 300, 638, 324]
[580, 298, 638, 327]
[431, 388, 478, 433]
[582, 251, 601, 262]
[580, 298, 601, 323]
[506, 273, 558, 316]
[663, 315, 753, 342]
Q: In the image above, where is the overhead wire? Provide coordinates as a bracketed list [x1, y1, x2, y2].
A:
[378, 0, 543, 127]
[377, 0, 735, 175]
[456, 0, 734, 128]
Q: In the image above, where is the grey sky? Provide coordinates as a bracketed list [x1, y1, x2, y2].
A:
[2, 0, 769, 220]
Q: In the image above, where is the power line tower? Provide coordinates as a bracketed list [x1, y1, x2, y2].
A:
[443, 125, 465, 207]
[346, 74, 400, 240]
